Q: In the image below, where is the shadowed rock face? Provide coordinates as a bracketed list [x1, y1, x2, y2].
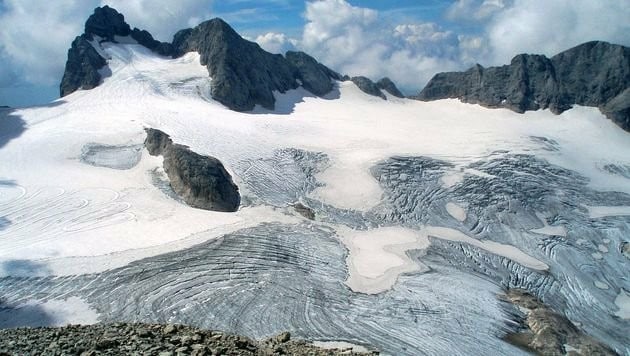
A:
[145, 128, 240, 212]
[60, 35, 107, 97]
[285, 51, 342, 97]
[349, 76, 405, 99]
[171, 19, 299, 111]
[84, 5, 131, 41]
[351, 76, 386, 99]
[377, 77, 404, 98]
[417, 41, 630, 131]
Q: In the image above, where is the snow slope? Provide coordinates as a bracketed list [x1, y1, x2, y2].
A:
[1, 41, 629, 355]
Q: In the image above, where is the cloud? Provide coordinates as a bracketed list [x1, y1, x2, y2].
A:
[0, 0, 98, 86]
[255, 32, 297, 54]
[446, 0, 508, 21]
[101, 0, 213, 41]
[296, 0, 467, 92]
[0, 0, 212, 89]
[485, 0, 630, 64]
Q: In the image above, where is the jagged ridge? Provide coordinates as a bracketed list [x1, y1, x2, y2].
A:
[417, 41, 630, 131]
[60, 6, 404, 111]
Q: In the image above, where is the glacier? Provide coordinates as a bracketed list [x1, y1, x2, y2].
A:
[1, 40, 629, 355]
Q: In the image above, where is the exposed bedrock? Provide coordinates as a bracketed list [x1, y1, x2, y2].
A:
[417, 41, 630, 131]
[377, 77, 405, 98]
[348, 76, 405, 99]
[285, 51, 342, 97]
[502, 289, 616, 356]
[171, 19, 343, 111]
[351, 76, 386, 99]
[144, 128, 240, 212]
[59, 34, 107, 97]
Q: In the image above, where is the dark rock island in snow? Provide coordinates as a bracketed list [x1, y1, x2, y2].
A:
[145, 128, 240, 212]
[417, 41, 630, 131]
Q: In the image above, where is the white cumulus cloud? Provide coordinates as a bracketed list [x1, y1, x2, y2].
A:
[0, 0, 98, 86]
[0, 0, 213, 89]
[295, 0, 468, 92]
[485, 0, 630, 64]
[101, 0, 213, 42]
[255, 32, 297, 54]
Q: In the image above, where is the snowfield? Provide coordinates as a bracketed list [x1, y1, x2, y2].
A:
[1, 41, 629, 355]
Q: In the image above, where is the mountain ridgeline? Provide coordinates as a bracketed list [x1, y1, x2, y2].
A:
[60, 6, 402, 111]
[417, 41, 630, 131]
[61, 6, 629, 132]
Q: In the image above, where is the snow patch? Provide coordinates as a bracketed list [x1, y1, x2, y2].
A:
[587, 205, 630, 219]
[446, 202, 467, 222]
[339, 227, 429, 294]
[614, 289, 630, 319]
[312, 341, 370, 353]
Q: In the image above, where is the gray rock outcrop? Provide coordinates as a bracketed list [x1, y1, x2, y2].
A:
[130, 28, 174, 57]
[377, 77, 404, 98]
[349, 76, 405, 99]
[60, 35, 107, 97]
[144, 128, 240, 212]
[171, 18, 299, 111]
[503, 289, 616, 356]
[84, 5, 131, 41]
[351, 76, 386, 99]
[417, 41, 630, 132]
[285, 51, 342, 96]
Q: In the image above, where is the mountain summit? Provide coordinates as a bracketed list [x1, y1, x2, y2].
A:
[60, 6, 403, 111]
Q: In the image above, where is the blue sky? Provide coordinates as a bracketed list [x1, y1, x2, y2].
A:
[1, 0, 628, 107]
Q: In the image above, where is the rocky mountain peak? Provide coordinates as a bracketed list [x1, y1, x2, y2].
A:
[84, 5, 131, 41]
[60, 6, 403, 111]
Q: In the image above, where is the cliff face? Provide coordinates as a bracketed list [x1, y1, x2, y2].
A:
[60, 35, 107, 97]
[417, 41, 630, 131]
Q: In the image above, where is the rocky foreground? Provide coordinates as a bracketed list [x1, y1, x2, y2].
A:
[0, 323, 376, 356]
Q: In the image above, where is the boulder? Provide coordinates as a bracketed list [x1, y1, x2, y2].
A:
[144, 128, 240, 212]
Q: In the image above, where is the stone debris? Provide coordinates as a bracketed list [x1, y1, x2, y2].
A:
[0, 323, 378, 356]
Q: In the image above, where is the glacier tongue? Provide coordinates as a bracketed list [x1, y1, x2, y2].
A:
[1, 42, 630, 355]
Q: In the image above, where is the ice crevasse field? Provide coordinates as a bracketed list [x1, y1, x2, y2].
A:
[0, 40, 629, 355]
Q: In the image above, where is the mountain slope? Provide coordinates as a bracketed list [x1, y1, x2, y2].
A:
[417, 41, 630, 131]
